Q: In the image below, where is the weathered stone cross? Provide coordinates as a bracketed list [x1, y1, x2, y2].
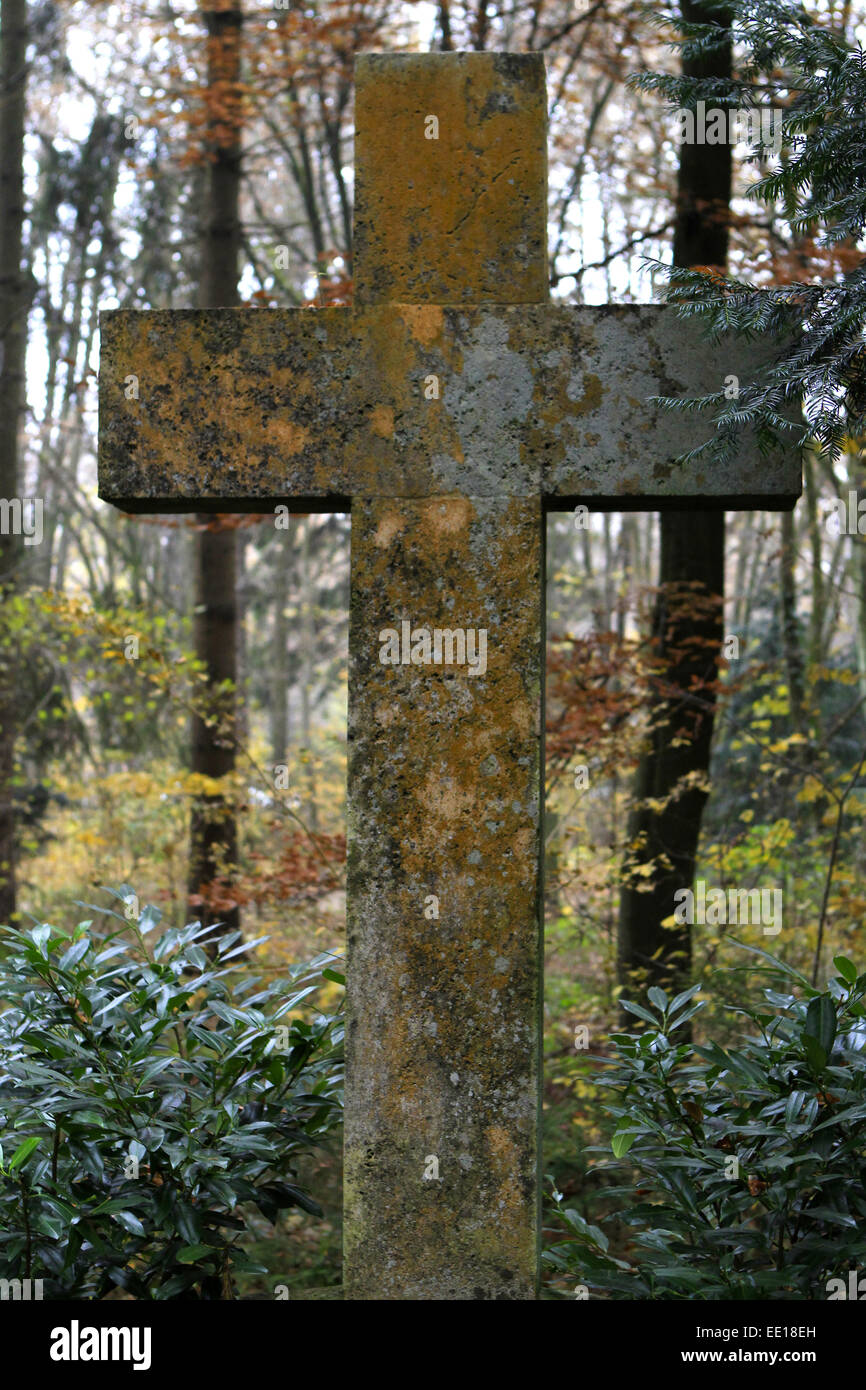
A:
[98, 52, 799, 1300]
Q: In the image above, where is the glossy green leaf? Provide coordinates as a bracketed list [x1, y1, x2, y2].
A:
[833, 956, 857, 985]
[8, 1136, 40, 1170]
[804, 995, 836, 1056]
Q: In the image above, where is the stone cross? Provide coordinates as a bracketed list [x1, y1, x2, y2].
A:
[98, 52, 800, 1300]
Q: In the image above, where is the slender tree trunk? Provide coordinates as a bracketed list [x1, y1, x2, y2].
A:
[187, 0, 243, 941]
[617, 0, 732, 998]
[0, 0, 29, 927]
[299, 516, 318, 833]
[731, 516, 749, 635]
[270, 537, 290, 769]
[780, 509, 807, 736]
[740, 516, 765, 647]
[235, 530, 249, 746]
[848, 452, 866, 708]
[803, 451, 824, 671]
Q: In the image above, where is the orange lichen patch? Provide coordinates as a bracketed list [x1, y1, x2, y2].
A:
[397, 304, 445, 347]
[417, 496, 474, 537]
[268, 419, 311, 456]
[415, 772, 475, 825]
[536, 368, 602, 434]
[354, 53, 548, 308]
[269, 364, 307, 392]
[372, 509, 406, 547]
[206, 367, 235, 399]
[509, 700, 534, 737]
[132, 415, 207, 484]
[569, 372, 604, 416]
[511, 827, 534, 858]
[369, 404, 395, 439]
[486, 1125, 525, 1211]
[467, 726, 498, 758]
[167, 320, 209, 373]
[615, 474, 643, 495]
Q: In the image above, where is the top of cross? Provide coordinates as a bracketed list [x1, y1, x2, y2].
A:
[97, 52, 800, 513]
[353, 52, 548, 306]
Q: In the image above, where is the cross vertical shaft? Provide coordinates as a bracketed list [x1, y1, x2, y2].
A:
[343, 53, 548, 1300]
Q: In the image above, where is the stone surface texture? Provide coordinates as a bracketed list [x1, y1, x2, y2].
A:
[99, 304, 799, 511]
[344, 495, 543, 1299]
[353, 52, 548, 306]
[344, 50, 548, 1302]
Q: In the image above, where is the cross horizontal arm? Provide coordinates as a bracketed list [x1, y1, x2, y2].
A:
[98, 303, 800, 512]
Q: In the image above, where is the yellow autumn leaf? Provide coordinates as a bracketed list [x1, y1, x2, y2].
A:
[796, 778, 824, 803]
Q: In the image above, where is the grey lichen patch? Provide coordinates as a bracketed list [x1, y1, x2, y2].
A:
[539, 305, 801, 507]
[436, 312, 536, 494]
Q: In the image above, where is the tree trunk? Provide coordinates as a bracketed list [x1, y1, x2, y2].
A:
[848, 452, 866, 709]
[803, 451, 823, 671]
[617, 0, 732, 998]
[235, 529, 249, 746]
[270, 536, 290, 770]
[187, 0, 243, 941]
[0, 0, 29, 927]
[299, 516, 318, 833]
[780, 509, 806, 737]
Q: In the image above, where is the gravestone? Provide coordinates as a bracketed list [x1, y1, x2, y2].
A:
[98, 51, 800, 1300]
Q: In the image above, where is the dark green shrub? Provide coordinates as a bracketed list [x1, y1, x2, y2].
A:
[0, 891, 343, 1298]
[544, 946, 866, 1299]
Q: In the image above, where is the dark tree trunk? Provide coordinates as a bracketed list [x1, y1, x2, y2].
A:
[187, 0, 243, 941]
[617, 0, 732, 997]
[0, 0, 29, 927]
[270, 537, 290, 770]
